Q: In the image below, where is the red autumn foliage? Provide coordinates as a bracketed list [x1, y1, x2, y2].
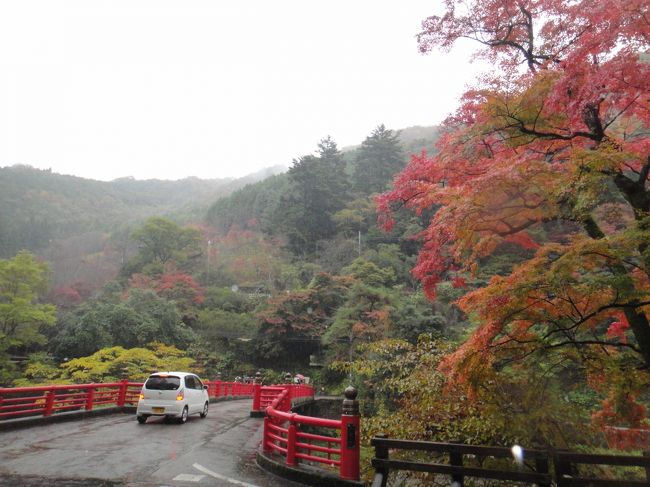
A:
[606, 316, 630, 344]
[156, 272, 205, 305]
[50, 286, 82, 308]
[379, 0, 650, 431]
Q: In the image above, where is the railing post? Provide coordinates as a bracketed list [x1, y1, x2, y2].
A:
[449, 440, 464, 487]
[116, 379, 128, 407]
[340, 386, 360, 481]
[373, 433, 390, 487]
[286, 417, 297, 467]
[253, 384, 262, 411]
[263, 416, 272, 453]
[85, 387, 95, 411]
[554, 450, 570, 487]
[44, 387, 56, 417]
[535, 452, 551, 487]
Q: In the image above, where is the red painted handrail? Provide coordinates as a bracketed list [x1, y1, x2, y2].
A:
[0, 379, 254, 420]
[260, 384, 360, 481]
[1, 378, 359, 481]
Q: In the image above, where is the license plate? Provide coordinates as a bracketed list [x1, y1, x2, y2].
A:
[152, 407, 164, 414]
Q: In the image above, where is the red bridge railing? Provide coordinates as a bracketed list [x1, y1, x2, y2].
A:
[1, 379, 360, 481]
[258, 384, 360, 481]
[251, 383, 314, 412]
[0, 379, 254, 420]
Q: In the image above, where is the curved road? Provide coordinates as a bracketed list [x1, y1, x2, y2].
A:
[0, 399, 304, 487]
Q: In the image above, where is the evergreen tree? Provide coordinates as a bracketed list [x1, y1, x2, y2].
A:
[283, 137, 350, 255]
[353, 125, 404, 194]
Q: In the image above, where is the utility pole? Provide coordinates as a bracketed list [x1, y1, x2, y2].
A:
[358, 230, 361, 256]
[207, 240, 212, 284]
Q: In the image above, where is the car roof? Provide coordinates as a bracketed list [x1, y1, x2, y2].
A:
[149, 371, 197, 377]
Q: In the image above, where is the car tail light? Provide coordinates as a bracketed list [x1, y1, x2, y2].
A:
[176, 392, 184, 401]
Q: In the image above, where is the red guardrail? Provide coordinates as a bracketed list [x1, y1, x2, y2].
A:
[0, 380, 254, 420]
[260, 384, 360, 481]
[1, 378, 359, 481]
[252, 383, 314, 412]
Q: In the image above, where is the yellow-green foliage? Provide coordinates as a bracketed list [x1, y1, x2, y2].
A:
[18, 342, 194, 385]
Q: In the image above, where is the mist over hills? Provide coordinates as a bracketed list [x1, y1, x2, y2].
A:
[0, 164, 287, 259]
[0, 125, 439, 288]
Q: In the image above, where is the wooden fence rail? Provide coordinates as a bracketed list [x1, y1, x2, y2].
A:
[371, 435, 650, 487]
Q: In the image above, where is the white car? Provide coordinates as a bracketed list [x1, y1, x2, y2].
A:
[136, 372, 209, 424]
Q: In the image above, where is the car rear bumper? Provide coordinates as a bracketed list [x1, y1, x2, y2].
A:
[136, 400, 185, 417]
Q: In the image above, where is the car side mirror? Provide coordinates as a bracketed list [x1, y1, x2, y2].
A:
[203, 385, 208, 390]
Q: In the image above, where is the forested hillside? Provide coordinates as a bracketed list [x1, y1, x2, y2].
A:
[0, 164, 285, 259]
[2, 123, 446, 388]
[207, 125, 439, 237]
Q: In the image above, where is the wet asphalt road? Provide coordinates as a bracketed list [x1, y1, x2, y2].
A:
[0, 400, 304, 487]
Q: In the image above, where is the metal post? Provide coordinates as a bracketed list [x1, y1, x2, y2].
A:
[358, 230, 361, 256]
[340, 386, 360, 481]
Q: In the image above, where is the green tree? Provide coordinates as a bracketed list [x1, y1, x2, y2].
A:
[254, 273, 351, 367]
[323, 282, 395, 361]
[125, 217, 202, 276]
[353, 125, 404, 194]
[392, 292, 445, 342]
[342, 257, 396, 287]
[195, 308, 256, 350]
[53, 289, 194, 359]
[283, 137, 350, 254]
[0, 251, 56, 385]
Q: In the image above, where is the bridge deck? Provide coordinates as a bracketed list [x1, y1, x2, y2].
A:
[0, 399, 304, 487]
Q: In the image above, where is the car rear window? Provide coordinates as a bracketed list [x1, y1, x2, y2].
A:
[145, 375, 181, 390]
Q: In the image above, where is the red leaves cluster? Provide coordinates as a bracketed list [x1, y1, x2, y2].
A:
[378, 0, 650, 431]
[593, 393, 648, 430]
[605, 316, 630, 344]
[156, 272, 205, 305]
[379, 0, 649, 297]
[127, 272, 205, 306]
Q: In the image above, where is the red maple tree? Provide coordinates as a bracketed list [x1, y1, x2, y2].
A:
[378, 0, 650, 431]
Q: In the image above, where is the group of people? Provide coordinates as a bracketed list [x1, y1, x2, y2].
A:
[229, 373, 307, 384]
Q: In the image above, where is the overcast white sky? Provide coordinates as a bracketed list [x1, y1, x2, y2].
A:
[0, 1, 485, 181]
